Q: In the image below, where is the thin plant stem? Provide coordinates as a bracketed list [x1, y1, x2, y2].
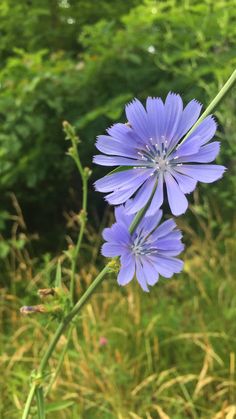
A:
[39, 264, 111, 373]
[65, 122, 89, 304]
[42, 124, 90, 401]
[179, 68, 236, 146]
[44, 162, 88, 394]
[129, 179, 158, 234]
[35, 387, 45, 419]
[70, 167, 88, 303]
[44, 325, 73, 397]
[22, 383, 36, 419]
[21, 263, 111, 419]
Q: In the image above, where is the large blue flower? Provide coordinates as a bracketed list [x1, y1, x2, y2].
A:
[102, 203, 184, 292]
[94, 93, 226, 216]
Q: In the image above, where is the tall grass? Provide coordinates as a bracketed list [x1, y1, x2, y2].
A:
[0, 197, 235, 418]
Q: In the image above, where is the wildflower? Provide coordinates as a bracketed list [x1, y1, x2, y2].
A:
[94, 94, 226, 216]
[99, 336, 108, 346]
[101, 203, 184, 292]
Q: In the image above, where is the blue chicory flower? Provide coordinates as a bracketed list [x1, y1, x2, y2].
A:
[102, 203, 184, 292]
[94, 93, 226, 216]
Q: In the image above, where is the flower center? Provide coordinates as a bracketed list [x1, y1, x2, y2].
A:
[131, 232, 147, 255]
[131, 232, 156, 256]
[131, 243, 145, 255]
[137, 137, 171, 172]
[154, 156, 169, 171]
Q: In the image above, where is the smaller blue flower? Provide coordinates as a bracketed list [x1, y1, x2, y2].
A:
[102, 203, 184, 292]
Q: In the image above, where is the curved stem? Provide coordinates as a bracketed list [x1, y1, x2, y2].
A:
[21, 264, 111, 419]
[69, 143, 88, 304]
[70, 171, 88, 304]
[40, 264, 110, 374]
[22, 383, 37, 419]
[179, 68, 236, 146]
[63, 121, 90, 304]
[35, 387, 45, 419]
[45, 144, 88, 394]
[129, 179, 158, 234]
[45, 325, 73, 397]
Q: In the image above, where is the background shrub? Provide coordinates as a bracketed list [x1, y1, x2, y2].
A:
[0, 0, 235, 244]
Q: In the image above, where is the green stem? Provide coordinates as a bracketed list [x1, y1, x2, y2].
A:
[22, 383, 36, 419]
[66, 264, 111, 322]
[39, 264, 110, 375]
[70, 168, 88, 304]
[67, 126, 89, 304]
[129, 179, 158, 234]
[35, 387, 45, 419]
[179, 68, 236, 146]
[63, 121, 90, 304]
[21, 264, 111, 419]
[45, 326, 73, 397]
[129, 200, 151, 235]
[45, 135, 89, 394]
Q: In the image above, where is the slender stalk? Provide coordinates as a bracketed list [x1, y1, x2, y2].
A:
[39, 264, 110, 375]
[45, 325, 73, 397]
[70, 171, 88, 304]
[129, 203, 149, 235]
[129, 179, 158, 234]
[65, 122, 89, 304]
[35, 387, 45, 419]
[179, 69, 236, 146]
[65, 264, 112, 322]
[41, 126, 88, 401]
[22, 383, 36, 419]
[44, 145, 89, 394]
[21, 264, 111, 419]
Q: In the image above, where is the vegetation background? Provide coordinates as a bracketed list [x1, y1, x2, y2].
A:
[0, 0, 236, 417]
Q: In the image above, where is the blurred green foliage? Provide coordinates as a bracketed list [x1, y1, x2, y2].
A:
[0, 0, 236, 237]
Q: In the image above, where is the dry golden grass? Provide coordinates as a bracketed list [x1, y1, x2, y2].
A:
[1, 200, 236, 418]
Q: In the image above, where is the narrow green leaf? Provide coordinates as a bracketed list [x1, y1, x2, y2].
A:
[35, 387, 45, 419]
[55, 261, 62, 288]
[45, 400, 74, 413]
